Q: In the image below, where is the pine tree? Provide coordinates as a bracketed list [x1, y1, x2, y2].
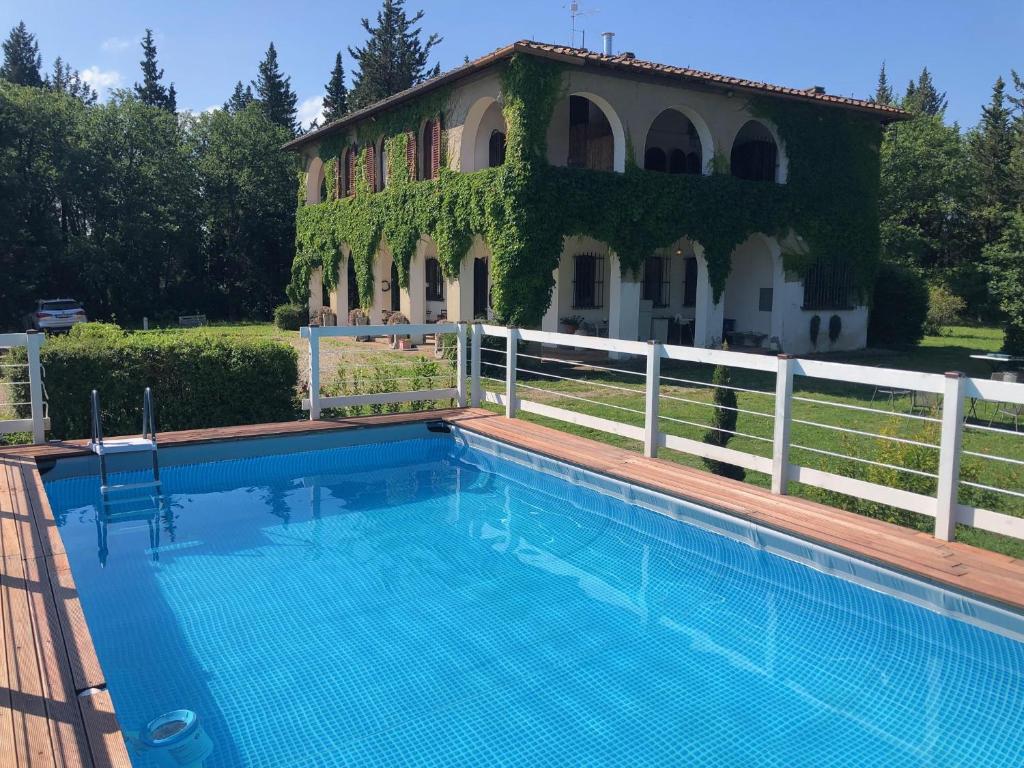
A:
[348, 0, 441, 110]
[903, 67, 947, 116]
[252, 42, 297, 134]
[323, 52, 348, 123]
[225, 80, 255, 113]
[48, 56, 97, 104]
[167, 82, 177, 112]
[971, 77, 1016, 243]
[1, 21, 43, 86]
[134, 29, 175, 112]
[874, 62, 893, 105]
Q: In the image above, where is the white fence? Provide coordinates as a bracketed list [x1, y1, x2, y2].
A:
[302, 322, 1024, 544]
[0, 331, 48, 443]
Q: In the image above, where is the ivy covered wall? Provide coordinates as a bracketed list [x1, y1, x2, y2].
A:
[288, 54, 882, 327]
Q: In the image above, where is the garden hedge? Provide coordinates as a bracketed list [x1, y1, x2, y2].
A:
[40, 327, 299, 439]
[867, 262, 928, 348]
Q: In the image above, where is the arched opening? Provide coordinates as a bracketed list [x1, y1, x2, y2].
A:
[347, 257, 359, 309]
[319, 176, 328, 202]
[342, 147, 356, 196]
[305, 156, 325, 204]
[488, 130, 506, 167]
[644, 109, 704, 175]
[421, 118, 440, 179]
[731, 120, 779, 182]
[644, 147, 666, 172]
[389, 261, 400, 311]
[473, 258, 488, 318]
[723, 236, 775, 348]
[568, 95, 615, 171]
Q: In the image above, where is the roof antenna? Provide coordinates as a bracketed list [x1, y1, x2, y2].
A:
[565, 1, 599, 48]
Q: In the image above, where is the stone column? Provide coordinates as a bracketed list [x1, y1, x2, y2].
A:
[308, 267, 324, 323]
[693, 245, 725, 348]
[608, 252, 641, 341]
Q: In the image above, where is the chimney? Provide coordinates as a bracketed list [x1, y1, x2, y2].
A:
[601, 32, 614, 56]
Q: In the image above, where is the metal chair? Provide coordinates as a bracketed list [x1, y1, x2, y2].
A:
[989, 372, 1022, 431]
[871, 385, 912, 411]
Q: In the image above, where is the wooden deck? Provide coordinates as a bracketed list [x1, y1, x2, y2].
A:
[0, 406, 1022, 766]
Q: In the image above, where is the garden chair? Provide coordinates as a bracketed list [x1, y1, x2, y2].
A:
[871, 384, 912, 411]
[988, 372, 1022, 431]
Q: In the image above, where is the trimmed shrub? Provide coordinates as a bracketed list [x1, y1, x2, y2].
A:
[41, 331, 299, 439]
[67, 321, 128, 342]
[868, 262, 928, 348]
[273, 303, 306, 331]
[828, 314, 842, 345]
[701, 361, 745, 481]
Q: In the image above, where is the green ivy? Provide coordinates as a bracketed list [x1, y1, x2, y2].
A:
[289, 54, 883, 327]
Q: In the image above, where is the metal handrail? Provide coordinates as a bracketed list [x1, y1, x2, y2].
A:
[90, 389, 103, 447]
[142, 387, 157, 443]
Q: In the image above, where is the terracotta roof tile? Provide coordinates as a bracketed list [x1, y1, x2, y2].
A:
[285, 39, 906, 151]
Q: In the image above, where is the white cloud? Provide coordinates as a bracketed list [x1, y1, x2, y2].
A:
[81, 66, 122, 94]
[101, 36, 133, 52]
[297, 95, 324, 129]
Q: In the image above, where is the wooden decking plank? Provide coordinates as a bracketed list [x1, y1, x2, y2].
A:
[20, 554, 91, 768]
[0, 536, 19, 768]
[1, 460, 24, 562]
[77, 690, 131, 768]
[1, 553, 56, 767]
[42, 556, 103, 694]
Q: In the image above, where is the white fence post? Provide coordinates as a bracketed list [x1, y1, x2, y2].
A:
[455, 322, 467, 407]
[308, 327, 321, 420]
[25, 330, 45, 444]
[771, 354, 795, 495]
[506, 326, 518, 418]
[644, 341, 660, 458]
[470, 323, 482, 408]
[935, 371, 965, 541]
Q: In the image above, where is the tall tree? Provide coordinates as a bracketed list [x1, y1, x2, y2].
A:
[1, 21, 43, 87]
[48, 56, 97, 104]
[347, 0, 441, 110]
[133, 29, 175, 112]
[874, 62, 894, 105]
[252, 42, 297, 134]
[969, 77, 1015, 243]
[322, 52, 348, 123]
[903, 67, 947, 116]
[224, 80, 254, 113]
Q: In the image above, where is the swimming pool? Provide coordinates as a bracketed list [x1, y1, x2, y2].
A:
[44, 424, 1024, 766]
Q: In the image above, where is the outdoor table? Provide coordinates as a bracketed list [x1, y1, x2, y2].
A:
[967, 354, 1024, 420]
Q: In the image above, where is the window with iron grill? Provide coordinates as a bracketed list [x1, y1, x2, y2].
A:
[802, 259, 855, 310]
[572, 253, 605, 309]
[642, 256, 670, 308]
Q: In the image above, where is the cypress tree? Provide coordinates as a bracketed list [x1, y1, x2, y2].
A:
[1, 21, 43, 86]
[874, 62, 893, 105]
[348, 0, 441, 110]
[323, 52, 348, 123]
[134, 29, 175, 112]
[701, 357, 745, 482]
[225, 80, 255, 113]
[904, 67, 947, 116]
[252, 42, 297, 135]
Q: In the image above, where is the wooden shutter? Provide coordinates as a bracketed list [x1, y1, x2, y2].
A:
[364, 145, 376, 192]
[406, 131, 417, 180]
[430, 116, 441, 178]
[345, 148, 356, 196]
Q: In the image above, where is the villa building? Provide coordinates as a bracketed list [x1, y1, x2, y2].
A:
[286, 39, 905, 354]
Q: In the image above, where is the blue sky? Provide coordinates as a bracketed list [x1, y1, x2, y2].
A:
[4, 0, 1020, 129]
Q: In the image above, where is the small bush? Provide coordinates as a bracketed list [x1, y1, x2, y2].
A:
[701, 361, 745, 481]
[868, 262, 928, 348]
[809, 315, 821, 348]
[273, 303, 306, 331]
[348, 308, 368, 325]
[67, 321, 128, 342]
[828, 314, 842, 345]
[924, 285, 966, 336]
[41, 331, 299, 439]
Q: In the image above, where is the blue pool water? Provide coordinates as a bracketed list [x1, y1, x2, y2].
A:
[45, 431, 1024, 766]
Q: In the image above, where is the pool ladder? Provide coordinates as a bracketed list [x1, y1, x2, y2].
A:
[90, 387, 161, 494]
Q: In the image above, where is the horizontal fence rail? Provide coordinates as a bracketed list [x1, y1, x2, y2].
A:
[302, 322, 1024, 545]
[0, 331, 48, 443]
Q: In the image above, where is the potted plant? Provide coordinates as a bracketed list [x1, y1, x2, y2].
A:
[560, 315, 584, 334]
[349, 308, 371, 342]
[387, 312, 413, 349]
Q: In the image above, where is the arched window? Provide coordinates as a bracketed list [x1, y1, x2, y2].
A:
[644, 147, 667, 172]
[568, 95, 614, 171]
[644, 109, 704, 177]
[488, 130, 506, 167]
[343, 147, 356, 196]
[731, 121, 778, 182]
[421, 118, 441, 179]
[425, 258, 444, 301]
